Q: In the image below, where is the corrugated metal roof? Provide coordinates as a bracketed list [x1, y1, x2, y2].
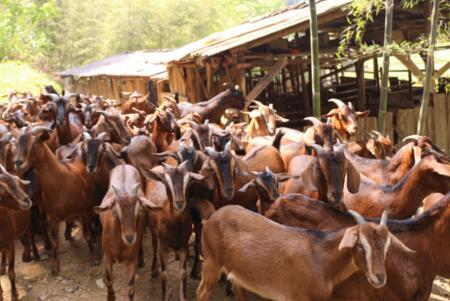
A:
[58, 50, 172, 79]
[168, 0, 351, 62]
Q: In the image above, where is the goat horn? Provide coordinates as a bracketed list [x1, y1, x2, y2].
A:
[0, 165, 6, 174]
[328, 98, 346, 108]
[1, 132, 13, 142]
[304, 117, 322, 126]
[402, 135, 422, 143]
[348, 102, 354, 110]
[130, 183, 140, 197]
[380, 210, 388, 226]
[83, 132, 92, 141]
[371, 130, 383, 137]
[31, 126, 52, 136]
[348, 210, 367, 225]
[96, 110, 110, 120]
[251, 100, 265, 107]
[112, 185, 122, 198]
[335, 143, 346, 153]
[308, 143, 325, 155]
[204, 119, 209, 125]
[48, 93, 60, 102]
[96, 132, 108, 142]
[224, 141, 232, 153]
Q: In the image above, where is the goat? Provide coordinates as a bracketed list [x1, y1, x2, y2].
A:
[197, 205, 413, 301]
[15, 126, 98, 274]
[143, 161, 206, 301]
[95, 164, 158, 301]
[0, 165, 33, 301]
[243, 101, 289, 138]
[177, 85, 246, 123]
[322, 98, 369, 141]
[239, 166, 289, 215]
[120, 92, 155, 114]
[346, 130, 395, 159]
[282, 144, 360, 209]
[91, 111, 131, 145]
[344, 155, 450, 218]
[147, 109, 179, 152]
[52, 94, 84, 146]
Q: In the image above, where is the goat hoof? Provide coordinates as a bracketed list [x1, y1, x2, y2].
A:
[22, 253, 32, 263]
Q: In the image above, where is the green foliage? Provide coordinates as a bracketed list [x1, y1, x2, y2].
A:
[0, 0, 284, 72]
[0, 61, 60, 102]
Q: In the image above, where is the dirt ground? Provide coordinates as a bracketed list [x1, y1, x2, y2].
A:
[2, 225, 449, 301]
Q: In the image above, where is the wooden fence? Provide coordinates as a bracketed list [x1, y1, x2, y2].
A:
[355, 93, 450, 153]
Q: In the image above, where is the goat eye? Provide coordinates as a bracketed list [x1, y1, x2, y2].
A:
[356, 244, 364, 250]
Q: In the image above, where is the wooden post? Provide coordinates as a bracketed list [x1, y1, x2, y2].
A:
[417, 0, 440, 135]
[377, 0, 394, 134]
[355, 59, 366, 110]
[308, 0, 321, 117]
[373, 56, 379, 89]
[299, 63, 310, 116]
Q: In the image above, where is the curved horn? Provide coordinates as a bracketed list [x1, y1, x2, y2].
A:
[112, 185, 122, 198]
[224, 141, 232, 154]
[251, 100, 265, 108]
[371, 130, 383, 137]
[402, 135, 422, 143]
[96, 132, 108, 142]
[308, 143, 325, 156]
[348, 210, 366, 225]
[130, 183, 140, 197]
[304, 116, 322, 126]
[31, 126, 52, 136]
[204, 119, 209, 125]
[0, 165, 7, 174]
[335, 143, 346, 153]
[47, 93, 60, 102]
[96, 110, 110, 121]
[348, 102, 354, 110]
[380, 210, 388, 226]
[328, 98, 346, 108]
[83, 132, 92, 141]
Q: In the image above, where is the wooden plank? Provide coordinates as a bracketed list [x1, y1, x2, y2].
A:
[433, 94, 447, 150]
[427, 106, 435, 141]
[393, 54, 424, 80]
[396, 108, 415, 145]
[364, 117, 378, 133]
[195, 67, 208, 99]
[447, 94, 450, 153]
[356, 118, 365, 141]
[355, 59, 366, 110]
[245, 58, 287, 105]
[385, 111, 394, 140]
[299, 63, 310, 116]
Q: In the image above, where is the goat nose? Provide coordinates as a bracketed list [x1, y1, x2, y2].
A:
[125, 234, 134, 244]
[375, 273, 385, 284]
[331, 192, 342, 202]
[14, 160, 22, 168]
[175, 201, 185, 210]
[87, 165, 95, 173]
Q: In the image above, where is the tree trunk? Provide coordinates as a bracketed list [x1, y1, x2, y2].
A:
[417, 0, 440, 135]
[308, 0, 321, 117]
[377, 0, 394, 134]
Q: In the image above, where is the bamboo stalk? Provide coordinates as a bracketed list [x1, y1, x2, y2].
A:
[377, 0, 394, 134]
[417, 0, 440, 135]
[308, 0, 321, 117]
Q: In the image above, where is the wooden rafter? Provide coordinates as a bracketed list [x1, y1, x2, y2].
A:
[394, 54, 424, 80]
[434, 61, 450, 79]
[245, 58, 287, 106]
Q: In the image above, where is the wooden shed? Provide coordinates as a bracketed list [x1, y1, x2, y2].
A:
[166, 0, 449, 138]
[58, 50, 172, 103]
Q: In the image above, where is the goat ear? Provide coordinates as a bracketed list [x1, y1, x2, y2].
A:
[432, 162, 450, 177]
[141, 166, 165, 182]
[189, 172, 205, 182]
[339, 226, 358, 250]
[94, 199, 114, 214]
[346, 161, 360, 193]
[234, 157, 251, 177]
[139, 197, 161, 210]
[356, 110, 370, 118]
[239, 179, 255, 193]
[389, 233, 415, 253]
[412, 146, 422, 166]
[301, 161, 319, 192]
[275, 114, 289, 123]
[322, 108, 339, 118]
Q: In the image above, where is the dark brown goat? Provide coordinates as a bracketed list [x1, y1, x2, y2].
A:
[144, 161, 206, 301]
[91, 111, 131, 145]
[95, 164, 158, 301]
[177, 86, 246, 123]
[120, 92, 155, 114]
[15, 126, 97, 274]
[282, 144, 360, 209]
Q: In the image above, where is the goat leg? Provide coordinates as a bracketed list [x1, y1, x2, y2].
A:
[138, 244, 144, 268]
[64, 221, 74, 241]
[0, 253, 6, 275]
[48, 217, 60, 275]
[127, 260, 137, 301]
[150, 227, 159, 278]
[159, 245, 170, 301]
[103, 255, 115, 301]
[29, 228, 40, 261]
[19, 234, 32, 262]
[40, 209, 52, 251]
[7, 246, 18, 301]
[190, 210, 202, 279]
[196, 255, 221, 301]
[179, 249, 188, 301]
[81, 214, 99, 266]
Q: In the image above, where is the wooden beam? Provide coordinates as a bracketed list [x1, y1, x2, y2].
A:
[195, 67, 208, 99]
[245, 58, 287, 106]
[434, 61, 450, 79]
[299, 63, 310, 116]
[355, 59, 366, 110]
[394, 54, 424, 80]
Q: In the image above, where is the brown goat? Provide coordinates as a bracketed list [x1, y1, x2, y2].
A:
[282, 144, 360, 209]
[344, 155, 450, 218]
[95, 164, 158, 301]
[120, 92, 155, 114]
[197, 205, 412, 301]
[144, 161, 205, 301]
[15, 126, 97, 274]
[322, 98, 369, 141]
